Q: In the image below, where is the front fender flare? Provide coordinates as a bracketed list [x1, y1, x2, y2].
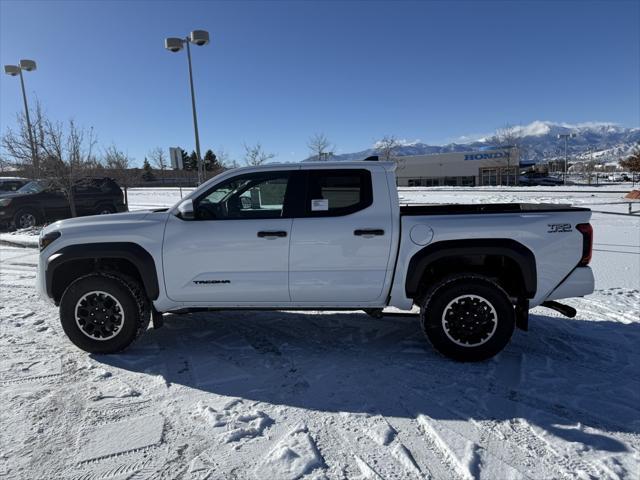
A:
[46, 242, 160, 301]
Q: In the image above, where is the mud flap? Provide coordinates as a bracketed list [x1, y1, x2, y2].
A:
[515, 299, 529, 331]
[152, 308, 164, 329]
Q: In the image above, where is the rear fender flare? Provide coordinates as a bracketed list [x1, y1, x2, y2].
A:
[405, 239, 537, 299]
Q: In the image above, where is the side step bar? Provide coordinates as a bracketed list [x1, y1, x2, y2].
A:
[364, 308, 418, 319]
[541, 301, 577, 318]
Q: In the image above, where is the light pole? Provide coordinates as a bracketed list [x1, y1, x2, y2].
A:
[165, 30, 210, 184]
[4, 59, 38, 176]
[557, 133, 576, 185]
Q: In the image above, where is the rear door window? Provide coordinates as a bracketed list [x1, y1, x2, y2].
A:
[304, 169, 372, 217]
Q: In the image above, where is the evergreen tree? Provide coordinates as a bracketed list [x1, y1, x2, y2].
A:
[181, 148, 195, 171]
[188, 150, 198, 171]
[141, 157, 155, 181]
[203, 149, 219, 171]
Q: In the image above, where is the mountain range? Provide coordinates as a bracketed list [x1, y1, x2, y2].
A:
[312, 121, 640, 164]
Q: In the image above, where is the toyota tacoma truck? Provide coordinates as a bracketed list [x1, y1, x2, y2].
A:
[36, 162, 594, 361]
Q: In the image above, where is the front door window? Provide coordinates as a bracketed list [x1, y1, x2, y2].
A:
[195, 172, 291, 220]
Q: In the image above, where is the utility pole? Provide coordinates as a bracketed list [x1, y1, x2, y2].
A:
[4, 60, 38, 176]
[557, 133, 576, 185]
[165, 30, 210, 185]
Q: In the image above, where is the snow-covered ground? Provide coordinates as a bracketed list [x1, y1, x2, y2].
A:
[0, 187, 638, 479]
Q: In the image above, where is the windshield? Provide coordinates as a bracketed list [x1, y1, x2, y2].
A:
[17, 180, 47, 194]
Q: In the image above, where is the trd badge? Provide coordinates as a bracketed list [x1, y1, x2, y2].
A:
[548, 224, 572, 233]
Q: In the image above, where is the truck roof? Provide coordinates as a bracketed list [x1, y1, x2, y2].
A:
[301, 160, 396, 169]
[233, 161, 397, 172]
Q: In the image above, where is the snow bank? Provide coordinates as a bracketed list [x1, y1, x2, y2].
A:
[0, 227, 40, 247]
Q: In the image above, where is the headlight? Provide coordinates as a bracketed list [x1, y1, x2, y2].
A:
[0, 198, 12, 207]
[39, 231, 61, 251]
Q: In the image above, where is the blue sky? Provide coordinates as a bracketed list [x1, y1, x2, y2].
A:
[1, 0, 638, 166]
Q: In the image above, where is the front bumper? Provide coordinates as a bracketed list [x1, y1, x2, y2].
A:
[36, 252, 54, 304]
[545, 267, 595, 301]
[0, 208, 13, 222]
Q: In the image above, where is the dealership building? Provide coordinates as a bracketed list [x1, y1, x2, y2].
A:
[394, 147, 519, 186]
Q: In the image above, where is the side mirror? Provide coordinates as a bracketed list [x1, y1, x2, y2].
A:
[177, 199, 195, 220]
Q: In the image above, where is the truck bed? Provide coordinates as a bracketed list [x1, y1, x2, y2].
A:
[400, 203, 591, 215]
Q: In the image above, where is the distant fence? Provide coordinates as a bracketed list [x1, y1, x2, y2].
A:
[129, 178, 200, 188]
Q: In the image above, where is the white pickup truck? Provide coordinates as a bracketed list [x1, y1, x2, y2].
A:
[37, 161, 594, 361]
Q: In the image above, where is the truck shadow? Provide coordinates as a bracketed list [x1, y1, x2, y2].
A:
[95, 309, 639, 453]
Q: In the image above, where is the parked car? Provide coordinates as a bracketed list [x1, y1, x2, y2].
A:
[0, 177, 127, 229]
[0, 177, 30, 193]
[519, 172, 564, 186]
[38, 162, 594, 362]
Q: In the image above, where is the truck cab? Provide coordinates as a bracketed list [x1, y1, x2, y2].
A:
[163, 163, 397, 307]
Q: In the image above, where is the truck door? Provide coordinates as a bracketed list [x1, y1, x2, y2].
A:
[162, 170, 294, 304]
[289, 168, 394, 304]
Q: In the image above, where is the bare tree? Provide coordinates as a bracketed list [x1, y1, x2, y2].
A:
[307, 133, 333, 161]
[620, 143, 640, 172]
[214, 148, 237, 170]
[0, 155, 12, 172]
[149, 147, 167, 171]
[620, 142, 640, 185]
[40, 119, 97, 217]
[490, 123, 524, 185]
[492, 124, 519, 147]
[244, 142, 275, 166]
[103, 145, 134, 206]
[148, 147, 167, 184]
[375, 135, 401, 161]
[374, 135, 407, 173]
[1, 100, 47, 177]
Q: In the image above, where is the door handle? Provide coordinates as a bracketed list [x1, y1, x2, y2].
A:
[257, 231, 287, 238]
[354, 229, 385, 236]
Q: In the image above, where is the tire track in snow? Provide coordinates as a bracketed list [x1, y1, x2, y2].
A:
[483, 355, 609, 480]
[396, 378, 582, 480]
[400, 382, 538, 479]
[504, 418, 604, 480]
[318, 415, 428, 479]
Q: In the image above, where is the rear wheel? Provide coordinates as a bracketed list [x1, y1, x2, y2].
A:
[96, 204, 116, 215]
[59, 273, 150, 354]
[13, 207, 41, 229]
[420, 274, 515, 361]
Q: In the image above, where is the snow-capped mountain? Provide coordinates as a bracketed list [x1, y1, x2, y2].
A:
[311, 121, 639, 163]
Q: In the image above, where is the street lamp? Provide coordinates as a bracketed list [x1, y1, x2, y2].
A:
[557, 132, 577, 185]
[4, 59, 38, 175]
[164, 30, 210, 184]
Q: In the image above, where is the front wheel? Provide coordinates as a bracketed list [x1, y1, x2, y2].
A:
[59, 273, 149, 354]
[420, 274, 515, 362]
[13, 207, 41, 229]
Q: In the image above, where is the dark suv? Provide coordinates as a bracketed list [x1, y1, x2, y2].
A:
[0, 178, 127, 229]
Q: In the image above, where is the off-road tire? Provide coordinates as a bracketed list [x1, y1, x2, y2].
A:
[420, 274, 515, 362]
[96, 204, 116, 215]
[59, 272, 150, 354]
[13, 207, 41, 229]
